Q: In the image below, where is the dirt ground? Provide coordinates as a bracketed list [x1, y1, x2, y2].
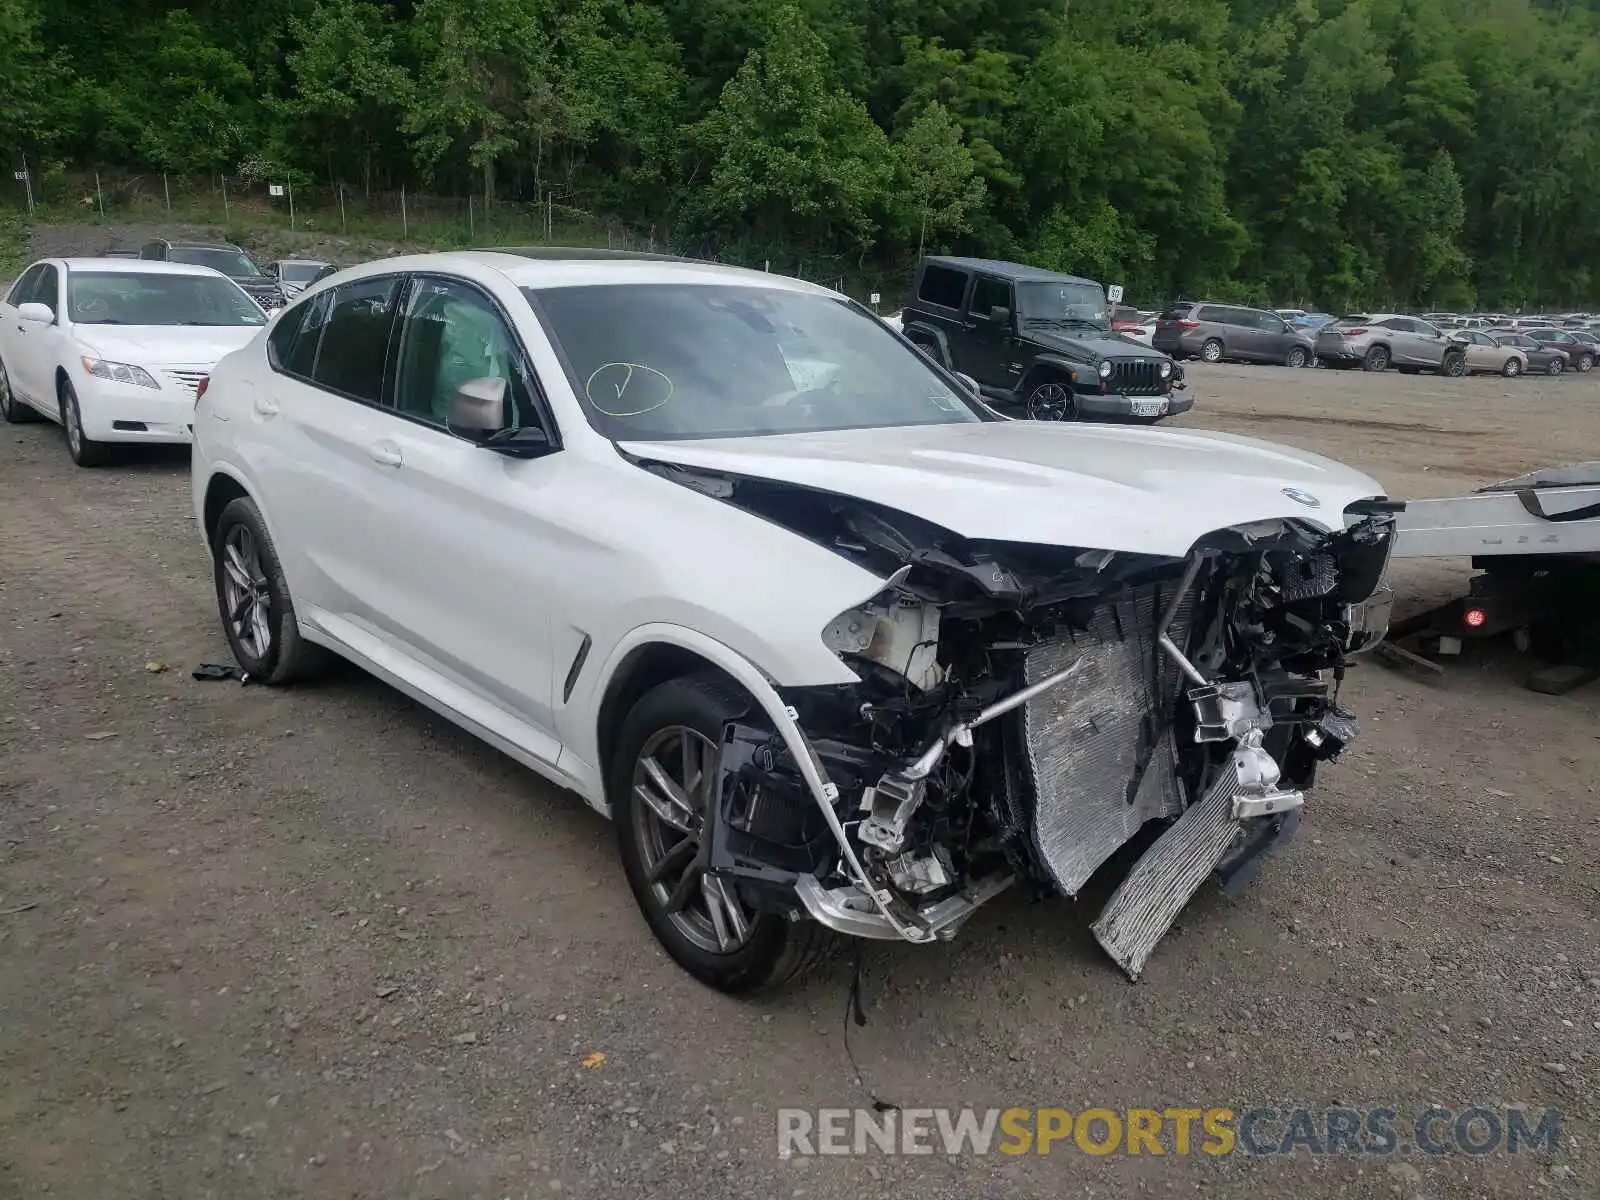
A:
[1, 342, 1596, 1198]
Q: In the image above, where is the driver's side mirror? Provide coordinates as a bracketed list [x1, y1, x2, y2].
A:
[988, 305, 1011, 326]
[447, 376, 508, 441]
[17, 302, 53, 324]
[265, 263, 279, 277]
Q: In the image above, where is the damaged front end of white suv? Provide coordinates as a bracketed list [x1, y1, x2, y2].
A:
[653, 466, 1400, 979]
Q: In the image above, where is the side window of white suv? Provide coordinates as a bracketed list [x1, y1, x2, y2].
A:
[393, 276, 537, 429]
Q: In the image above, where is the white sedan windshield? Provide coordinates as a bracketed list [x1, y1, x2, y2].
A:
[528, 283, 983, 441]
[68, 272, 267, 327]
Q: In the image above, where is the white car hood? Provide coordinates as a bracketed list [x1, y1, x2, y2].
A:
[73, 325, 261, 368]
[619, 422, 1387, 558]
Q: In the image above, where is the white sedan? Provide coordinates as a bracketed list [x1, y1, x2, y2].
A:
[191, 250, 1399, 992]
[0, 258, 268, 466]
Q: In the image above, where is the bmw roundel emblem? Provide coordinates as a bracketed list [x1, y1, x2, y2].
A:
[1282, 487, 1321, 508]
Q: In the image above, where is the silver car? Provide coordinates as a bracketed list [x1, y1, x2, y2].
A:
[1448, 330, 1528, 377]
[1314, 314, 1467, 374]
[267, 259, 333, 299]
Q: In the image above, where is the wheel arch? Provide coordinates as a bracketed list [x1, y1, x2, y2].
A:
[203, 471, 253, 547]
[900, 320, 952, 368]
[1017, 355, 1081, 396]
[585, 624, 811, 815]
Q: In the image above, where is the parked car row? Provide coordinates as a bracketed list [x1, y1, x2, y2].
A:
[1141, 299, 1598, 379]
[1316, 316, 1595, 376]
[0, 245, 1403, 993]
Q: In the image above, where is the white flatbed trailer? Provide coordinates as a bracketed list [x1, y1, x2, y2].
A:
[1384, 462, 1600, 693]
[1392, 462, 1600, 560]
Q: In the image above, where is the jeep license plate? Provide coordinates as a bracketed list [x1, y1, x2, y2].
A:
[1130, 399, 1167, 417]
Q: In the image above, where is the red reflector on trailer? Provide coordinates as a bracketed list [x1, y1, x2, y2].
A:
[1464, 607, 1487, 628]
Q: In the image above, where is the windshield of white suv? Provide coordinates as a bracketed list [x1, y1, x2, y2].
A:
[67, 272, 267, 326]
[167, 247, 263, 278]
[1016, 281, 1109, 329]
[527, 283, 985, 441]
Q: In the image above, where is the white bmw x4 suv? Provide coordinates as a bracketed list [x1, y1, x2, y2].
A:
[192, 249, 1399, 992]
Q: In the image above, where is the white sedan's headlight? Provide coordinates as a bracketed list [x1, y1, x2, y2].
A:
[1159, 360, 1173, 378]
[81, 357, 159, 389]
[1097, 360, 1113, 378]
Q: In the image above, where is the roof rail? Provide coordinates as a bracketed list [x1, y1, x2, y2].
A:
[473, 245, 706, 266]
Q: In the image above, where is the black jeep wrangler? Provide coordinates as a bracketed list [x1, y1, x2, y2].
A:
[898, 256, 1190, 422]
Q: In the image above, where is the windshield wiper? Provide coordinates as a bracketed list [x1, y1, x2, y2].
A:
[76, 318, 124, 324]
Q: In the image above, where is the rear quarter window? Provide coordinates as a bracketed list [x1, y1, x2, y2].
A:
[917, 265, 969, 310]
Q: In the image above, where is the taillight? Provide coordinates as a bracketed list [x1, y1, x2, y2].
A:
[1172, 319, 1199, 329]
[1464, 607, 1487, 629]
[1340, 328, 1368, 336]
[194, 376, 209, 402]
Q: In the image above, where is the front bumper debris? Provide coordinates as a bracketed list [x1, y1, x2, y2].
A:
[1090, 764, 1246, 979]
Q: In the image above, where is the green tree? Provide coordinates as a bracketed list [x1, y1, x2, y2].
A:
[687, 5, 893, 259]
[285, 0, 414, 191]
[892, 102, 986, 256]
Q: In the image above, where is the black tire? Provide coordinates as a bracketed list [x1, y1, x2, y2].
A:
[1576, 353, 1594, 373]
[610, 673, 838, 994]
[1502, 357, 1523, 378]
[1362, 345, 1390, 372]
[1199, 338, 1224, 363]
[1284, 345, 1309, 369]
[211, 496, 330, 685]
[1441, 352, 1467, 378]
[1546, 357, 1564, 376]
[59, 378, 112, 466]
[0, 357, 38, 423]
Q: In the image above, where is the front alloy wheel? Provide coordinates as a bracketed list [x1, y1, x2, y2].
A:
[611, 674, 836, 994]
[1577, 354, 1594, 373]
[60, 380, 110, 466]
[1026, 380, 1078, 422]
[1502, 357, 1522, 378]
[1285, 346, 1309, 369]
[1547, 357, 1564, 376]
[631, 725, 752, 955]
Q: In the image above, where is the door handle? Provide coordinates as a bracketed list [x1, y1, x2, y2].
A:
[367, 441, 402, 467]
[253, 395, 279, 417]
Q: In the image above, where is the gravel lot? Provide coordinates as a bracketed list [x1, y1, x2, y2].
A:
[1, 346, 1596, 1198]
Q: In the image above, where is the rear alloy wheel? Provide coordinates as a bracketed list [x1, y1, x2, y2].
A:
[1442, 353, 1467, 378]
[1199, 338, 1224, 363]
[1362, 345, 1390, 372]
[611, 674, 836, 994]
[1502, 357, 1523, 378]
[211, 496, 330, 684]
[1546, 357, 1565, 376]
[1285, 346, 1309, 369]
[0, 358, 38, 423]
[1026, 378, 1078, 422]
[60, 379, 110, 467]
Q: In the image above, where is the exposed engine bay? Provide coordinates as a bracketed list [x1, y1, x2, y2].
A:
[645, 460, 1401, 978]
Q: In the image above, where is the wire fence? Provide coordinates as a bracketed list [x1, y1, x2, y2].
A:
[1, 162, 869, 299]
